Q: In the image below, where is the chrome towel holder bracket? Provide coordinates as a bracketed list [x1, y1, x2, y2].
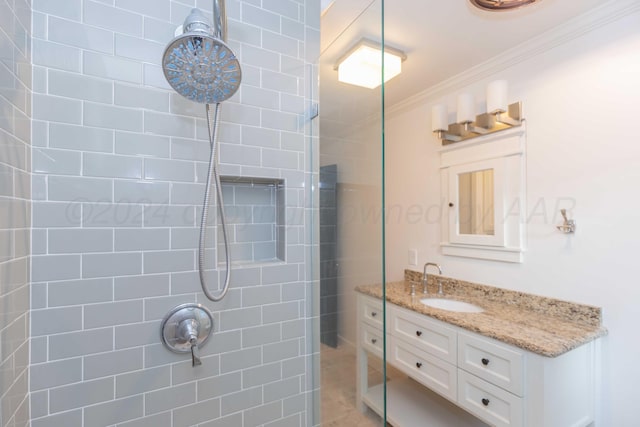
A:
[557, 209, 576, 234]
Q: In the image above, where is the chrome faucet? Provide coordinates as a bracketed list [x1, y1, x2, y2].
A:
[422, 262, 442, 295]
[409, 281, 417, 296]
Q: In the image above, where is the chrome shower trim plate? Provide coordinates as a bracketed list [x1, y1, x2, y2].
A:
[160, 303, 214, 354]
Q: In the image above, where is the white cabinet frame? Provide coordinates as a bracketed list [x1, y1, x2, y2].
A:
[440, 127, 526, 263]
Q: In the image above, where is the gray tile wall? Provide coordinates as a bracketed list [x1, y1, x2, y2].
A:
[0, 0, 31, 426]
[319, 165, 337, 348]
[218, 178, 285, 264]
[30, 0, 320, 426]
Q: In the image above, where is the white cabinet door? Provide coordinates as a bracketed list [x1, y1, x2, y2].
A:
[361, 323, 384, 359]
[360, 295, 383, 329]
[389, 305, 457, 364]
[388, 336, 457, 402]
[458, 331, 524, 396]
[458, 370, 524, 427]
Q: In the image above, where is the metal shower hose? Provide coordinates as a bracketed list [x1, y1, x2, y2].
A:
[198, 103, 231, 301]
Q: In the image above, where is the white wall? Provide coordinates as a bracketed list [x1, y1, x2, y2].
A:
[385, 10, 640, 426]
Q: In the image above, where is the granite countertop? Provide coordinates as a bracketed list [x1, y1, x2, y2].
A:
[356, 272, 607, 357]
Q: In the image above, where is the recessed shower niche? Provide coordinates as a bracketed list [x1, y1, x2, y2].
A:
[217, 177, 285, 264]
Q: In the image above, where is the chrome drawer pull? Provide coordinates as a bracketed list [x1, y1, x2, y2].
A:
[416, 330, 422, 337]
[371, 338, 377, 344]
[416, 362, 422, 368]
[481, 358, 490, 366]
[481, 398, 490, 406]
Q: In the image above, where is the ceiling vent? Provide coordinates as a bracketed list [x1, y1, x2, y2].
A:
[469, 0, 540, 11]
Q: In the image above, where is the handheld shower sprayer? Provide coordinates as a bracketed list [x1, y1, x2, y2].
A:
[162, 1, 241, 302]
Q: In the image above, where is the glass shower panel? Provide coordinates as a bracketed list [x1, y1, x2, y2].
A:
[317, 0, 387, 425]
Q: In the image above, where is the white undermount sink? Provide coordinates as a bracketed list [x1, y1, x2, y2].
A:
[420, 298, 484, 313]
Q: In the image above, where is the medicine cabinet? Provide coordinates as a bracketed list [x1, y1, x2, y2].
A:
[440, 127, 525, 262]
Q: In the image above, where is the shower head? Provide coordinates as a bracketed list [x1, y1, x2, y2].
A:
[162, 6, 241, 104]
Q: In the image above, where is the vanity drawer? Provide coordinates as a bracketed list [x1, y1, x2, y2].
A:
[361, 323, 384, 358]
[458, 370, 523, 427]
[389, 305, 457, 364]
[360, 295, 383, 329]
[458, 331, 524, 396]
[388, 336, 457, 401]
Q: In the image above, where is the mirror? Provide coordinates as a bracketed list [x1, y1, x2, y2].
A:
[457, 169, 494, 236]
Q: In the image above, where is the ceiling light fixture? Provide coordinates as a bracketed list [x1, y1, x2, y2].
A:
[469, 0, 540, 11]
[334, 39, 406, 89]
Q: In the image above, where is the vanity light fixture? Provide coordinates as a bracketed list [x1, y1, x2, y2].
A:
[431, 80, 523, 145]
[334, 39, 407, 89]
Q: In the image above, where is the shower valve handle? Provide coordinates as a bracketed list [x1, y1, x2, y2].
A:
[190, 336, 202, 367]
[178, 318, 202, 367]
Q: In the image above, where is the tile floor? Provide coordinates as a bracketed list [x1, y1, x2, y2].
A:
[320, 343, 397, 426]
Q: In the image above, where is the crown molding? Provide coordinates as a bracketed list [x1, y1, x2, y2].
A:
[386, 0, 640, 118]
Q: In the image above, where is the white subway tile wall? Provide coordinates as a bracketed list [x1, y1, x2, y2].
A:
[29, 0, 320, 426]
[0, 0, 31, 426]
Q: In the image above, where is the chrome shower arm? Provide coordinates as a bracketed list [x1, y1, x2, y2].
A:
[212, 0, 227, 41]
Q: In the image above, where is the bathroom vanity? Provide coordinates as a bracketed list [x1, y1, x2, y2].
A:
[356, 277, 606, 427]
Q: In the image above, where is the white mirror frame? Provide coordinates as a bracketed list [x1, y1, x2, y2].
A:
[440, 126, 526, 263]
